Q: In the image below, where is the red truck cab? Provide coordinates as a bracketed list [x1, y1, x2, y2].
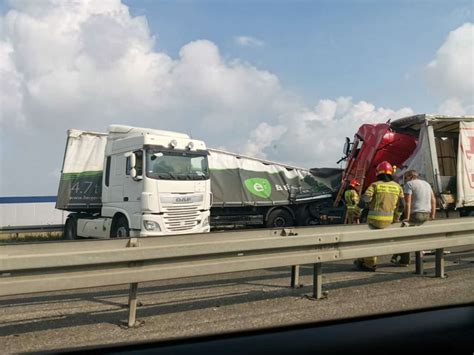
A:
[334, 122, 417, 205]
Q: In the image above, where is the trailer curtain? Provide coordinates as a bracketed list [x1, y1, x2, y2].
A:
[396, 125, 435, 186]
[457, 121, 474, 208]
[208, 150, 334, 207]
[56, 130, 107, 210]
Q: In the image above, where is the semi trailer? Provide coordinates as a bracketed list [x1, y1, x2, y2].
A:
[56, 125, 344, 239]
[208, 148, 343, 228]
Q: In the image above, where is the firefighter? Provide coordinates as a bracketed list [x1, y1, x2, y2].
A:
[344, 179, 361, 224]
[354, 161, 405, 271]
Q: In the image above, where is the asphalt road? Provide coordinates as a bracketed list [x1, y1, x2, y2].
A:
[0, 251, 473, 353]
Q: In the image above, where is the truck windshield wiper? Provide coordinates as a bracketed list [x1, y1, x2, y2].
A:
[157, 172, 174, 180]
[187, 174, 204, 180]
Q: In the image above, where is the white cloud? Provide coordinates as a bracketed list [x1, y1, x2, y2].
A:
[0, 41, 25, 127]
[0, 1, 283, 194]
[438, 98, 474, 116]
[248, 97, 413, 167]
[0, 0, 414, 195]
[426, 23, 474, 114]
[243, 122, 287, 159]
[0, 1, 280, 137]
[234, 36, 264, 47]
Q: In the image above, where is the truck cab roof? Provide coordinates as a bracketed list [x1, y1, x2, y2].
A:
[108, 125, 190, 139]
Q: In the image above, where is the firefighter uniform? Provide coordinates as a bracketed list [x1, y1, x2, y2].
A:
[354, 162, 404, 271]
[365, 180, 404, 229]
[344, 189, 361, 224]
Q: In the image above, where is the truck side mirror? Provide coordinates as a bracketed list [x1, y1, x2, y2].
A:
[124, 152, 135, 165]
[130, 166, 143, 181]
[343, 137, 351, 156]
[125, 152, 142, 181]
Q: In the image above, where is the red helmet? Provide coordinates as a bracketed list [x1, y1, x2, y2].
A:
[349, 179, 360, 188]
[376, 161, 394, 175]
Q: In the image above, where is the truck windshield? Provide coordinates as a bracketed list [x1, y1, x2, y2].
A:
[146, 150, 209, 180]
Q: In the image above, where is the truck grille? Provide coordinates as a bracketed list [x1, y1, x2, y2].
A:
[162, 204, 201, 232]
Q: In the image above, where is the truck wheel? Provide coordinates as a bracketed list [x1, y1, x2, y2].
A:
[296, 207, 312, 226]
[459, 208, 474, 217]
[266, 209, 294, 228]
[112, 216, 130, 238]
[64, 216, 77, 240]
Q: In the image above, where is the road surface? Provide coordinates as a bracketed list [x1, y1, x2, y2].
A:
[0, 251, 473, 353]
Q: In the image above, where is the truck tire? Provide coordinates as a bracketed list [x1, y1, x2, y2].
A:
[459, 208, 474, 217]
[296, 207, 313, 226]
[266, 209, 294, 228]
[112, 216, 130, 238]
[64, 216, 77, 240]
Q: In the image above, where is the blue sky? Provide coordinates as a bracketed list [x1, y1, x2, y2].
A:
[0, 0, 473, 195]
[124, 0, 473, 111]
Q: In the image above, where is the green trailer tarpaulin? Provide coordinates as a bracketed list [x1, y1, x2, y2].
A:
[208, 149, 336, 207]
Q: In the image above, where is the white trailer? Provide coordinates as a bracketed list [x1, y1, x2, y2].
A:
[392, 115, 474, 216]
[56, 125, 212, 239]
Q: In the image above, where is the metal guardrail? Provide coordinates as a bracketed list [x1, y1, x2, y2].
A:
[1, 218, 473, 327]
[0, 224, 64, 234]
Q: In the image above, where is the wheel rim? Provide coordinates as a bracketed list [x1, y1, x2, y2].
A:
[273, 216, 287, 227]
[116, 226, 128, 238]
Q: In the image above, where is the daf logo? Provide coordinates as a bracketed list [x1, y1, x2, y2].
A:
[176, 197, 191, 203]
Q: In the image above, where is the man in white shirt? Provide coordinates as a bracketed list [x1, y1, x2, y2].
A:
[391, 170, 436, 266]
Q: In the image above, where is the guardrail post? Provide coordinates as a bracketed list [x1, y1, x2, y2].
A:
[313, 263, 322, 299]
[435, 248, 445, 278]
[127, 237, 141, 327]
[415, 251, 424, 275]
[291, 265, 300, 288]
[128, 283, 139, 327]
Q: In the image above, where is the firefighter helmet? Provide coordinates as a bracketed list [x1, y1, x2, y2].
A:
[376, 161, 394, 175]
[349, 179, 360, 188]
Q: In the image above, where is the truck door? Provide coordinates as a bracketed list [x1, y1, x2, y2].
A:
[108, 153, 142, 225]
[124, 151, 143, 229]
[109, 154, 125, 203]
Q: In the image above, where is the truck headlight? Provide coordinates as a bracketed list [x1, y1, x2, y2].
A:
[143, 220, 161, 231]
[202, 216, 209, 227]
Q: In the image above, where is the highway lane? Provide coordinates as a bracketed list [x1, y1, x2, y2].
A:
[0, 251, 473, 353]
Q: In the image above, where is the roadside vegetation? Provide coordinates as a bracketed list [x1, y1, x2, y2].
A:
[0, 231, 64, 243]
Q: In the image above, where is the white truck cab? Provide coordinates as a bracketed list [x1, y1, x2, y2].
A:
[57, 125, 211, 238]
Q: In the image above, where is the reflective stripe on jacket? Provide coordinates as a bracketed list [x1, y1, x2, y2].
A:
[344, 189, 360, 209]
[363, 180, 404, 223]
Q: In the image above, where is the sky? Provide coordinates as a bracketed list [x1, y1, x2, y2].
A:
[0, 0, 473, 196]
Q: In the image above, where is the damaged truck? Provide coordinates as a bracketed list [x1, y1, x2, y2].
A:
[208, 148, 343, 228]
[57, 125, 343, 239]
[335, 114, 474, 217]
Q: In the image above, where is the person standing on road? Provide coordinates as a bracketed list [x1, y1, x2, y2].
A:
[391, 169, 437, 266]
[354, 161, 405, 272]
[344, 179, 362, 224]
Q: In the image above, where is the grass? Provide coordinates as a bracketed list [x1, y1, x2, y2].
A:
[0, 231, 64, 243]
